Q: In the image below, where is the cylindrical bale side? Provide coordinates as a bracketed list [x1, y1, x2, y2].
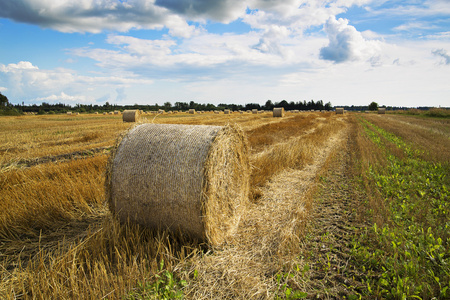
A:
[336, 108, 344, 114]
[252, 109, 258, 114]
[123, 110, 141, 122]
[189, 109, 195, 114]
[106, 124, 250, 246]
[224, 109, 230, 114]
[378, 108, 386, 114]
[273, 107, 285, 118]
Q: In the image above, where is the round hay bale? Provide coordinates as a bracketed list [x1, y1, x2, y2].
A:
[273, 107, 285, 118]
[67, 112, 72, 115]
[114, 110, 120, 115]
[123, 110, 141, 122]
[224, 109, 230, 114]
[106, 124, 250, 246]
[336, 108, 344, 114]
[378, 107, 386, 114]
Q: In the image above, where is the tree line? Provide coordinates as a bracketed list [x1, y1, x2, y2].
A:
[0, 93, 333, 114]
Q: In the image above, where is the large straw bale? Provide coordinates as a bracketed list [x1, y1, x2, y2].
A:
[114, 110, 120, 115]
[123, 110, 141, 122]
[67, 112, 72, 115]
[106, 124, 250, 246]
[224, 109, 230, 114]
[336, 107, 344, 114]
[378, 107, 386, 114]
[273, 107, 285, 118]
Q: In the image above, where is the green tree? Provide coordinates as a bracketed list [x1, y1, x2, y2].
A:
[264, 100, 274, 110]
[0, 92, 9, 108]
[164, 102, 172, 110]
[368, 101, 378, 111]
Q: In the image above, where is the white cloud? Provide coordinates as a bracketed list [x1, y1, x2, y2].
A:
[319, 16, 382, 63]
[0, 0, 375, 37]
[0, 61, 153, 103]
[432, 48, 450, 65]
[394, 21, 438, 32]
[35, 92, 90, 104]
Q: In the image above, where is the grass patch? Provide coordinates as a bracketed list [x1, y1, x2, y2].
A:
[394, 108, 450, 119]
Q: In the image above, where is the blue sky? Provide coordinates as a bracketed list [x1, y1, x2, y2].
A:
[0, 0, 449, 107]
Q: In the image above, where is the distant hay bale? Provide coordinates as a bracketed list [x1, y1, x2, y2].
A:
[103, 112, 107, 115]
[67, 112, 72, 115]
[158, 109, 165, 114]
[109, 112, 113, 115]
[94, 112, 99, 114]
[273, 107, 285, 118]
[214, 110, 220, 114]
[224, 109, 230, 114]
[336, 108, 344, 114]
[123, 110, 141, 122]
[378, 107, 386, 114]
[114, 111, 120, 115]
[252, 109, 258, 114]
[106, 124, 249, 246]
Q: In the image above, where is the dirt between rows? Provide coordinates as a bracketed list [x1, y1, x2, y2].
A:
[297, 120, 370, 298]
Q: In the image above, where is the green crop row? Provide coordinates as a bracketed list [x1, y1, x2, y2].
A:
[353, 117, 450, 299]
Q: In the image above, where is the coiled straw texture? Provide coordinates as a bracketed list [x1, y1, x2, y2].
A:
[106, 123, 249, 246]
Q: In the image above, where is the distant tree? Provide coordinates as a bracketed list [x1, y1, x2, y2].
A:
[164, 102, 172, 110]
[264, 100, 274, 110]
[369, 101, 378, 111]
[0, 92, 9, 108]
[277, 100, 288, 108]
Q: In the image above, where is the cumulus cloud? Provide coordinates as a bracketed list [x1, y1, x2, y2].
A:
[0, 0, 373, 38]
[0, 0, 197, 37]
[154, 0, 247, 23]
[0, 61, 153, 103]
[319, 16, 381, 63]
[71, 30, 298, 75]
[35, 92, 89, 104]
[432, 48, 450, 65]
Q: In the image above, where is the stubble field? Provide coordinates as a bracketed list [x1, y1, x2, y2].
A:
[0, 111, 448, 299]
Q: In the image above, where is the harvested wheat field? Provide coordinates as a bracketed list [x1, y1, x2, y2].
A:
[0, 111, 448, 299]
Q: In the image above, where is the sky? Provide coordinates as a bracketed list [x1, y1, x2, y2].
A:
[0, 0, 449, 108]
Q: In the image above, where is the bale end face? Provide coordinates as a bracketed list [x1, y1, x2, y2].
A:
[273, 107, 285, 117]
[336, 108, 344, 114]
[122, 110, 141, 122]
